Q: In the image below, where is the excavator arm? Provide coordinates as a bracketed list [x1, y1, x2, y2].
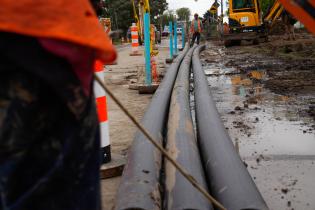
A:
[131, 0, 157, 55]
[263, 0, 315, 36]
[142, 0, 150, 13]
[131, 0, 142, 38]
[131, 0, 139, 26]
[131, 0, 150, 36]
[263, 0, 284, 27]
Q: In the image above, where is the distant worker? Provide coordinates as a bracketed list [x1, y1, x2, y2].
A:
[0, 1, 116, 210]
[282, 10, 297, 40]
[190, 13, 203, 47]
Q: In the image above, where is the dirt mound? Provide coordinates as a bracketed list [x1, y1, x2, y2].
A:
[268, 21, 286, 35]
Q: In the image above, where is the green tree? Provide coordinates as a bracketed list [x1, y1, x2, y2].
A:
[176, 7, 191, 22]
[150, 0, 168, 24]
[100, 0, 168, 35]
[162, 10, 175, 27]
[103, 0, 133, 33]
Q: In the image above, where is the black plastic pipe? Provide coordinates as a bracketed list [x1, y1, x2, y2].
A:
[192, 45, 268, 210]
[164, 46, 212, 210]
[115, 46, 189, 210]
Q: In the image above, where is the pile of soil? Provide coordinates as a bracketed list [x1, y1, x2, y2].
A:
[268, 20, 286, 35]
[221, 33, 315, 96]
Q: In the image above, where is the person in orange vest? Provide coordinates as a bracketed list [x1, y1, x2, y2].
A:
[0, 1, 116, 210]
[190, 13, 203, 47]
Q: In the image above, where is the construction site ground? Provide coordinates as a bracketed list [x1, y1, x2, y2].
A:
[102, 33, 315, 210]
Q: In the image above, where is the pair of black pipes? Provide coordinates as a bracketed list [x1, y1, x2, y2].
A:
[116, 46, 190, 210]
[116, 45, 268, 210]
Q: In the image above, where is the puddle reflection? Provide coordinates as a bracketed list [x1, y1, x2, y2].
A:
[204, 66, 315, 156]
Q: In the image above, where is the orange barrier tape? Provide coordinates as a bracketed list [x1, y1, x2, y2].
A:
[96, 96, 108, 122]
[94, 60, 104, 72]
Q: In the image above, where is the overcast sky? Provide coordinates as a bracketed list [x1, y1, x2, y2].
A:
[166, 0, 227, 19]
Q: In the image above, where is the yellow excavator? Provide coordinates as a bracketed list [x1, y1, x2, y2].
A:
[131, 0, 141, 36]
[131, 0, 158, 55]
[223, 0, 284, 46]
[131, 0, 151, 43]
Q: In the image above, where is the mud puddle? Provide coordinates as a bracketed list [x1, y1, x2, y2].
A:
[200, 42, 315, 209]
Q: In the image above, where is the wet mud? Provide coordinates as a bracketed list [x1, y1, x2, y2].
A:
[200, 34, 315, 210]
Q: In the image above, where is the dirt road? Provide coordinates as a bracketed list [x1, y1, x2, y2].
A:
[200, 33, 315, 209]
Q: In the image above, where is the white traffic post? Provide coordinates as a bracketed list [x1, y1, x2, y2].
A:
[94, 60, 111, 163]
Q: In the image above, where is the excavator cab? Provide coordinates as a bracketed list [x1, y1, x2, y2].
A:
[222, 0, 314, 47]
[228, 0, 263, 32]
[223, 0, 267, 46]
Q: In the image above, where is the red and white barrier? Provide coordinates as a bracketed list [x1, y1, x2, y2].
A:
[94, 60, 111, 163]
[130, 23, 142, 56]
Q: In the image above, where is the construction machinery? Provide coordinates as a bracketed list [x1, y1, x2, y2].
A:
[131, 0, 141, 42]
[131, 0, 158, 55]
[223, 0, 284, 46]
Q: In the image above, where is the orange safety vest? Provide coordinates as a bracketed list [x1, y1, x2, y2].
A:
[190, 19, 202, 33]
[223, 23, 230, 35]
[0, 0, 116, 63]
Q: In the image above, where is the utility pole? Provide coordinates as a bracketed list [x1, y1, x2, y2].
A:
[221, 0, 224, 23]
[160, 15, 163, 43]
[114, 10, 118, 30]
[215, 0, 218, 20]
